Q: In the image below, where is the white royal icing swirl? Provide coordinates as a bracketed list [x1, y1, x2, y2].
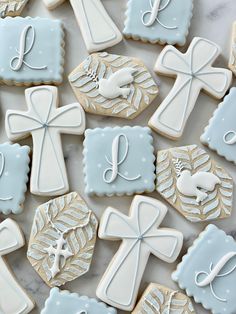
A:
[223, 130, 236, 145]
[141, 0, 177, 29]
[10, 25, 47, 71]
[195, 251, 236, 302]
[103, 134, 141, 184]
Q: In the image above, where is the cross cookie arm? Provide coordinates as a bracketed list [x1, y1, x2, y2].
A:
[49, 103, 86, 135]
[144, 228, 183, 263]
[0, 219, 34, 314]
[99, 207, 136, 240]
[5, 110, 41, 141]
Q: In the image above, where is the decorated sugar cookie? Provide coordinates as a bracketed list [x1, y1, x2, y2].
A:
[42, 287, 117, 314]
[43, 0, 122, 53]
[132, 283, 195, 314]
[69, 52, 159, 119]
[0, 17, 65, 86]
[148, 37, 232, 139]
[27, 192, 98, 287]
[201, 88, 236, 164]
[5, 86, 86, 196]
[96, 195, 183, 311]
[173, 225, 236, 314]
[0, 218, 34, 314]
[156, 145, 233, 222]
[0, 142, 30, 215]
[0, 0, 28, 17]
[229, 21, 236, 76]
[124, 0, 193, 46]
[83, 127, 155, 196]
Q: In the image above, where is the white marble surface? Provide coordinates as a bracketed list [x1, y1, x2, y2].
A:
[0, 0, 236, 313]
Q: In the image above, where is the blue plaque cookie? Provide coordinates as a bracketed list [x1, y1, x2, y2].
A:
[173, 225, 236, 314]
[83, 126, 155, 196]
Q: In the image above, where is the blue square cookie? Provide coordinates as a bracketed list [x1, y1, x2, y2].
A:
[0, 143, 30, 214]
[172, 225, 236, 314]
[41, 288, 117, 314]
[83, 126, 155, 196]
[0, 17, 64, 85]
[201, 87, 236, 164]
[123, 0, 193, 45]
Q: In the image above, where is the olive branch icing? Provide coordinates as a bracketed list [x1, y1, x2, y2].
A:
[27, 192, 98, 287]
[156, 145, 233, 222]
[0, 0, 28, 17]
[69, 52, 159, 118]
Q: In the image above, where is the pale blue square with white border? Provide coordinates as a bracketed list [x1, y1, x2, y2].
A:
[172, 225, 236, 314]
[0, 17, 64, 84]
[124, 0, 193, 45]
[83, 126, 155, 196]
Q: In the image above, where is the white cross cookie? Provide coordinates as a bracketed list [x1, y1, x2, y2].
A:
[96, 195, 183, 311]
[43, 0, 122, 53]
[149, 37, 232, 140]
[5, 86, 86, 196]
[0, 218, 34, 314]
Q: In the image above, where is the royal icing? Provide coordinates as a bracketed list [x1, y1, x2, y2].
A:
[96, 195, 183, 311]
[123, 0, 193, 45]
[43, 0, 122, 53]
[41, 287, 117, 314]
[229, 21, 236, 76]
[0, 219, 34, 314]
[201, 87, 236, 164]
[0, 143, 30, 215]
[175, 160, 221, 203]
[83, 126, 155, 196]
[27, 192, 98, 287]
[0, 0, 28, 17]
[132, 283, 195, 314]
[69, 52, 159, 119]
[156, 145, 233, 222]
[0, 17, 64, 85]
[149, 37, 232, 139]
[172, 225, 236, 314]
[5, 86, 86, 196]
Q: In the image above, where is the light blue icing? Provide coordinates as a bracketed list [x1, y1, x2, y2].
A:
[0, 17, 64, 84]
[123, 0, 193, 45]
[83, 126, 155, 196]
[201, 87, 236, 165]
[41, 288, 117, 314]
[0, 142, 30, 215]
[172, 225, 236, 314]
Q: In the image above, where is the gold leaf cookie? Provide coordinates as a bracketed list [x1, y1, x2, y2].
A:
[27, 192, 98, 287]
[0, 0, 29, 17]
[156, 145, 233, 222]
[68, 52, 159, 119]
[132, 283, 195, 314]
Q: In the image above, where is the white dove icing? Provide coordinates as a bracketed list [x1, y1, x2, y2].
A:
[176, 170, 221, 203]
[98, 67, 136, 99]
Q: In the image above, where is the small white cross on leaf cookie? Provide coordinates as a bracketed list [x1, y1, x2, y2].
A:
[43, 0, 122, 53]
[149, 37, 232, 139]
[0, 218, 34, 314]
[96, 195, 183, 311]
[5, 86, 86, 196]
[27, 192, 98, 287]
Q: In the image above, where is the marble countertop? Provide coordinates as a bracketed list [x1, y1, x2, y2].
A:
[1, 0, 236, 313]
